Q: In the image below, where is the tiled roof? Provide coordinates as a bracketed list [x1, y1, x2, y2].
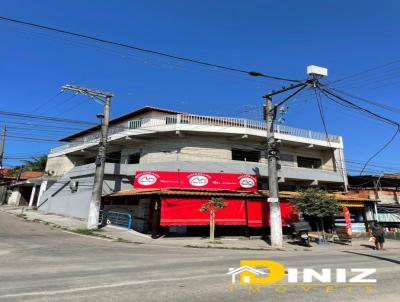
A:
[106, 188, 378, 202]
[19, 171, 44, 180]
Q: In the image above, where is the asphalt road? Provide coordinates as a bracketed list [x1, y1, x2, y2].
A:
[1, 211, 399, 302]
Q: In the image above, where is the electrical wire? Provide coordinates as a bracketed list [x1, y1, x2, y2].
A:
[31, 91, 64, 114]
[327, 86, 400, 114]
[0, 15, 301, 83]
[0, 110, 95, 125]
[318, 85, 400, 175]
[320, 86, 400, 128]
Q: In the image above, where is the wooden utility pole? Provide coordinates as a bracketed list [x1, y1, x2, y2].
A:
[62, 84, 113, 229]
[0, 126, 6, 169]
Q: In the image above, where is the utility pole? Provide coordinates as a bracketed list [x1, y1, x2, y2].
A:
[263, 83, 308, 247]
[0, 126, 6, 169]
[261, 65, 327, 247]
[265, 95, 283, 247]
[62, 84, 113, 229]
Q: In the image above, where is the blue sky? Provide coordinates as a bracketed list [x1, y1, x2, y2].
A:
[1, 0, 400, 174]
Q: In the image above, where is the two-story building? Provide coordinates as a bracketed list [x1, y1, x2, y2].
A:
[38, 106, 350, 234]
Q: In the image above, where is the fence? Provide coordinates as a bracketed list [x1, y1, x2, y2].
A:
[99, 210, 132, 229]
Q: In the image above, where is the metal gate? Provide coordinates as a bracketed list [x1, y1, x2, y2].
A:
[99, 210, 132, 229]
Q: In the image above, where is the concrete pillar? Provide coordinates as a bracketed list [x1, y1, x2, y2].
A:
[28, 185, 37, 207]
[37, 180, 48, 208]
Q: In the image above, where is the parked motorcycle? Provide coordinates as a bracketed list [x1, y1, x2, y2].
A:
[292, 221, 312, 247]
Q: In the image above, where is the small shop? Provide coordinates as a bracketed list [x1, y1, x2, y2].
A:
[334, 197, 379, 236]
[102, 170, 299, 237]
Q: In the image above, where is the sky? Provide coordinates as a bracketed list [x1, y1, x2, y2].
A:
[1, 0, 400, 175]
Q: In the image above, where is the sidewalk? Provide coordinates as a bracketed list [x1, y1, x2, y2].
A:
[0, 206, 86, 230]
[2, 205, 400, 251]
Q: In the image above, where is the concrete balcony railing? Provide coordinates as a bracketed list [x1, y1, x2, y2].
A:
[49, 114, 341, 155]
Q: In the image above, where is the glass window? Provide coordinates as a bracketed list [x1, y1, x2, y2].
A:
[128, 153, 140, 164]
[297, 156, 322, 169]
[232, 149, 260, 162]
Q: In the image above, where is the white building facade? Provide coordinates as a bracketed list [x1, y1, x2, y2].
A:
[39, 106, 348, 219]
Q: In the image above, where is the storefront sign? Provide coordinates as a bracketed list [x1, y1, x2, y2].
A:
[134, 171, 257, 191]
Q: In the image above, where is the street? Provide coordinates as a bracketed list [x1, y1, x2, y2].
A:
[0, 211, 399, 302]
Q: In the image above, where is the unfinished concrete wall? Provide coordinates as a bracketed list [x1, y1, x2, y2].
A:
[45, 155, 75, 177]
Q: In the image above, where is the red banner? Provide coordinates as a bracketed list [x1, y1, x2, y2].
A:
[134, 171, 257, 191]
[343, 207, 352, 237]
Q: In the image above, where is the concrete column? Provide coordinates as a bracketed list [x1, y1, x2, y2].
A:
[28, 185, 37, 207]
[37, 180, 48, 207]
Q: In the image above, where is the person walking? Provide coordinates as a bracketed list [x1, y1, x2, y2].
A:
[369, 222, 385, 250]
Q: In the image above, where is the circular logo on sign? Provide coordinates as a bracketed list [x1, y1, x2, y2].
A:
[137, 174, 157, 186]
[189, 175, 209, 187]
[239, 177, 255, 188]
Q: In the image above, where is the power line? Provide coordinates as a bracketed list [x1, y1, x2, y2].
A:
[0, 110, 95, 125]
[318, 85, 400, 175]
[329, 59, 400, 85]
[0, 15, 301, 83]
[320, 86, 400, 128]
[327, 86, 400, 114]
[31, 90, 64, 114]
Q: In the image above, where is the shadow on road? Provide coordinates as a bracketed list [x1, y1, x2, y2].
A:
[360, 244, 376, 250]
[342, 251, 400, 265]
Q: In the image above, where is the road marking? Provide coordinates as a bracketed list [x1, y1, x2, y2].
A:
[0, 273, 223, 298]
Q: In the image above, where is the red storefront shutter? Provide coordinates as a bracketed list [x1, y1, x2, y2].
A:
[160, 198, 298, 227]
[246, 200, 299, 227]
[160, 198, 246, 226]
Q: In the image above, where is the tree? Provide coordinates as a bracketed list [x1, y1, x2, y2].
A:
[200, 197, 227, 242]
[23, 156, 48, 171]
[6, 156, 48, 177]
[292, 188, 341, 240]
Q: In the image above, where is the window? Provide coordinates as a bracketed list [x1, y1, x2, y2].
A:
[129, 119, 142, 129]
[297, 156, 322, 169]
[127, 153, 140, 164]
[166, 116, 177, 125]
[232, 149, 260, 162]
[106, 152, 121, 164]
[279, 154, 295, 167]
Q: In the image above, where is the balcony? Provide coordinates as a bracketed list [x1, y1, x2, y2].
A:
[49, 114, 342, 156]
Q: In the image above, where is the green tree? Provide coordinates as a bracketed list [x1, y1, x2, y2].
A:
[200, 197, 227, 242]
[22, 156, 48, 171]
[6, 156, 48, 177]
[292, 188, 341, 240]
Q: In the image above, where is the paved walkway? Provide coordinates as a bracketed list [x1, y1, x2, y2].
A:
[2, 205, 400, 251]
[0, 206, 86, 230]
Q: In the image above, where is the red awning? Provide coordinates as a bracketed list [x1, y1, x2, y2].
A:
[160, 198, 298, 227]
